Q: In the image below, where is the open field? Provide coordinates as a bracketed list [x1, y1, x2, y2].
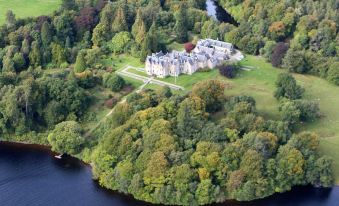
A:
[0, 0, 61, 25]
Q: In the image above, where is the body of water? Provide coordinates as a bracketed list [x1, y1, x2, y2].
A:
[0, 143, 338, 206]
[206, 0, 239, 26]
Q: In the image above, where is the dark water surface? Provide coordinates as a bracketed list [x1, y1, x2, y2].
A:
[206, 0, 239, 26]
[1, 143, 339, 206]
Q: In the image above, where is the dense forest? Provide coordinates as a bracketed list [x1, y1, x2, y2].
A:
[87, 79, 333, 205]
[217, 0, 338, 85]
[0, 0, 336, 205]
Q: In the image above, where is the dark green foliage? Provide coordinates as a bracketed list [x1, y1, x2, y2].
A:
[274, 73, 304, 100]
[327, 62, 339, 86]
[48, 121, 84, 155]
[74, 51, 87, 73]
[283, 49, 308, 73]
[219, 64, 238, 78]
[103, 73, 125, 92]
[90, 80, 332, 205]
[175, 4, 188, 43]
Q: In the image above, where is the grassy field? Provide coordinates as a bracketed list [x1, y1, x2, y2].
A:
[0, 0, 61, 25]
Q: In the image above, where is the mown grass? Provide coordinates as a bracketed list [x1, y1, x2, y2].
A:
[0, 0, 61, 25]
[102, 54, 144, 71]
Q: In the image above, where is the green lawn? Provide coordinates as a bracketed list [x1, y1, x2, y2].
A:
[102, 54, 144, 71]
[0, 0, 61, 25]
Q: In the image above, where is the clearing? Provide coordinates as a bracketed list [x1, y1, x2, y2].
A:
[0, 0, 61, 25]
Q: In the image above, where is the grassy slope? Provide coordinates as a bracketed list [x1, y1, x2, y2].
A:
[0, 0, 61, 24]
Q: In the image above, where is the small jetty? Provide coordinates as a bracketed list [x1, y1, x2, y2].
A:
[54, 154, 63, 159]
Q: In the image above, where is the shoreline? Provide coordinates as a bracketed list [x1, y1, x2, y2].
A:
[1, 140, 338, 206]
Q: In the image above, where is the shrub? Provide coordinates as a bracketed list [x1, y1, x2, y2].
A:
[274, 73, 304, 100]
[219, 64, 238, 79]
[103, 73, 126, 92]
[184, 42, 196, 53]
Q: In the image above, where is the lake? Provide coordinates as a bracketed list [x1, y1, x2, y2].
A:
[0, 143, 338, 206]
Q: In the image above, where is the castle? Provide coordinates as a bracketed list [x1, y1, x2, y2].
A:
[145, 39, 235, 78]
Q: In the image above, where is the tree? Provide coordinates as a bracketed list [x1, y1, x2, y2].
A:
[112, 7, 128, 33]
[275, 145, 305, 192]
[184, 42, 196, 53]
[143, 151, 168, 187]
[327, 62, 339, 85]
[47, 121, 85, 155]
[131, 9, 146, 46]
[2, 56, 15, 72]
[29, 41, 41, 67]
[111, 32, 131, 54]
[61, 0, 76, 10]
[74, 51, 87, 73]
[175, 4, 188, 43]
[92, 23, 108, 46]
[51, 43, 67, 67]
[314, 156, 334, 187]
[279, 100, 301, 126]
[283, 49, 308, 73]
[103, 73, 126, 92]
[274, 73, 304, 100]
[12, 52, 26, 72]
[271, 42, 289, 67]
[176, 96, 207, 138]
[192, 80, 225, 112]
[6, 10, 16, 29]
[41, 21, 52, 47]
[269, 21, 286, 41]
[140, 22, 159, 61]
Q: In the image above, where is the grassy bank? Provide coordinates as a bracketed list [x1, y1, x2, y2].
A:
[0, 0, 61, 25]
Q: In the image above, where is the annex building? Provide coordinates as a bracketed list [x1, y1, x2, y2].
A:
[145, 39, 235, 78]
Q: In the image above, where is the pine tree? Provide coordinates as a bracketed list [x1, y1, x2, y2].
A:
[21, 39, 30, 55]
[2, 56, 15, 72]
[74, 51, 86, 73]
[29, 41, 41, 67]
[148, 22, 159, 52]
[6, 10, 16, 29]
[131, 9, 146, 45]
[111, 7, 128, 33]
[41, 22, 52, 47]
[140, 22, 159, 61]
[175, 4, 188, 43]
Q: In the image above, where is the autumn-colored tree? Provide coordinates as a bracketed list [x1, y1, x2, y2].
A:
[191, 79, 225, 112]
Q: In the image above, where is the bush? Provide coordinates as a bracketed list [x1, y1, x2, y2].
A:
[274, 73, 304, 100]
[219, 64, 238, 79]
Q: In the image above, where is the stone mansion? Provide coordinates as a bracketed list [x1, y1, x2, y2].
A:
[145, 39, 235, 78]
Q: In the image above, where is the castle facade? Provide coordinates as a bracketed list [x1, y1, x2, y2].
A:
[145, 39, 235, 78]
